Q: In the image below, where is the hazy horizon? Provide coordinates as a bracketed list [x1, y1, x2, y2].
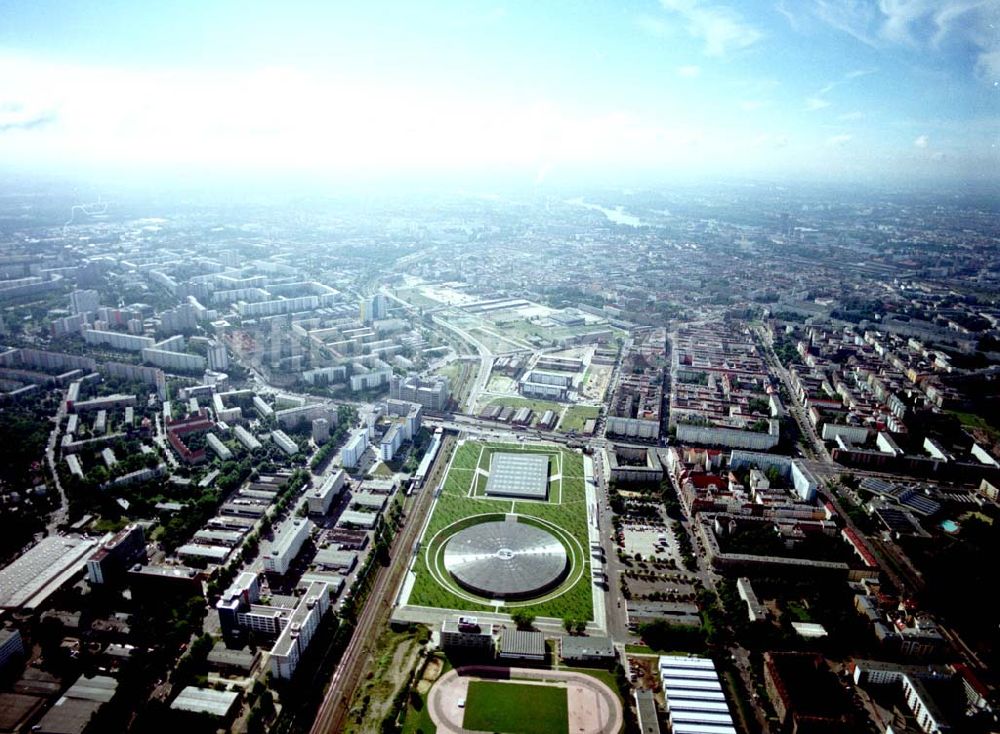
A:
[1, 0, 997, 187]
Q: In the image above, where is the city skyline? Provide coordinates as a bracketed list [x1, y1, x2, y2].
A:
[0, 0, 997, 186]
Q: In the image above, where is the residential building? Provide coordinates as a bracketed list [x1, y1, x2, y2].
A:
[389, 374, 450, 410]
[271, 429, 299, 456]
[69, 289, 100, 315]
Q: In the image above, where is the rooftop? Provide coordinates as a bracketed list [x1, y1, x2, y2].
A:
[0, 536, 98, 609]
[484, 452, 550, 500]
[170, 686, 240, 718]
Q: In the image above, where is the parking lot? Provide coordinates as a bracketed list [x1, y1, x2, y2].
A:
[621, 522, 681, 566]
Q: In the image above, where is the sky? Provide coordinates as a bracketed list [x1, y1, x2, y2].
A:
[0, 0, 997, 187]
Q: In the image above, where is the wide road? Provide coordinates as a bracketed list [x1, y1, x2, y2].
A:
[431, 314, 493, 413]
[309, 435, 455, 734]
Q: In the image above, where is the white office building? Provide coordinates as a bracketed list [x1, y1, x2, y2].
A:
[341, 430, 368, 469]
[262, 519, 312, 575]
[307, 470, 346, 515]
[380, 423, 404, 462]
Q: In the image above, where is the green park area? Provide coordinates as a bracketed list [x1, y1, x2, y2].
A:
[558, 405, 600, 433]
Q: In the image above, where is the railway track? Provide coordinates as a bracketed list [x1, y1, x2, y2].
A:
[309, 435, 454, 734]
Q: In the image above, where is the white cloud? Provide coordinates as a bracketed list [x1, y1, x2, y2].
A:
[658, 0, 763, 57]
[837, 111, 865, 121]
[740, 100, 766, 111]
[804, 69, 875, 112]
[774, 1, 800, 30]
[812, 0, 1000, 82]
[677, 65, 701, 78]
[975, 49, 1000, 82]
[805, 97, 831, 111]
[826, 133, 853, 146]
[914, 134, 929, 148]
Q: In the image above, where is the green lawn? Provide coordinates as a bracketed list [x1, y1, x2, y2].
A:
[558, 405, 600, 433]
[405, 441, 592, 620]
[463, 681, 568, 734]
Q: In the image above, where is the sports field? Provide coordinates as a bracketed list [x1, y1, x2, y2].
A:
[463, 681, 569, 734]
[403, 440, 593, 620]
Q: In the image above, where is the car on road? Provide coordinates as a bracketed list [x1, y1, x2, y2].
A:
[457, 699, 465, 708]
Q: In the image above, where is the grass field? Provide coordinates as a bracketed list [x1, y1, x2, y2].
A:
[463, 681, 568, 734]
[558, 405, 600, 433]
[405, 440, 593, 620]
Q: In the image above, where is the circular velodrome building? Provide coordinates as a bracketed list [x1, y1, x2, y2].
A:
[443, 520, 569, 600]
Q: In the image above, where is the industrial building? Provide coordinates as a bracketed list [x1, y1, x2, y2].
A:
[659, 656, 736, 734]
[170, 687, 240, 721]
[0, 535, 99, 610]
[559, 635, 615, 664]
[497, 629, 545, 661]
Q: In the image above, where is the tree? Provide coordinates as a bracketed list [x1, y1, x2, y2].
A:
[511, 611, 535, 630]
[574, 620, 587, 635]
[563, 617, 574, 634]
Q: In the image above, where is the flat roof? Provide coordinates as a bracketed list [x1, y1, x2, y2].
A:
[0, 536, 98, 609]
[176, 544, 230, 562]
[661, 679, 722, 691]
[671, 724, 737, 734]
[338, 510, 378, 528]
[64, 675, 118, 703]
[35, 698, 102, 734]
[170, 686, 239, 717]
[484, 452, 550, 500]
[660, 655, 718, 670]
[351, 492, 386, 510]
[498, 629, 545, 657]
[634, 690, 660, 734]
[663, 689, 726, 702]
[561, 635, 615, 658]
[313, 548, 357, 569]
[667, 700, 731, 713]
